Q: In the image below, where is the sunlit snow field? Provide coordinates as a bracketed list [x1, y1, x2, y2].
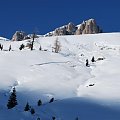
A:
[0, 33, 120, 120]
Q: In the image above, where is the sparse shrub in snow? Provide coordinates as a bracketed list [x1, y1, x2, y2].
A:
[7, 87, 18, 109]
[91, 56, 95, 62]
[37, 99, 42, 106]
[31, 33, 36, 51]
[49, 97, 54, 103]
[53, 37, 61, 53]
[25, 33, 36, 50]
[24, 102, 30, 111]
[26, 42, 32, 49]
[30, 108, 35, 114]
[31, 41, 34, 50]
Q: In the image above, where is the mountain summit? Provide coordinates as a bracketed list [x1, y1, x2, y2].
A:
[45, 18, 102, 36]
[11, 19, 102, 41]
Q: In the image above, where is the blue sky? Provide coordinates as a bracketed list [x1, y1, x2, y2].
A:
[0, 0, 120, 38]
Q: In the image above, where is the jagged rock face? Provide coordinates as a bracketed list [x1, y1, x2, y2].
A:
[76, 19, 101, 35]
[12, 31, 26, 41]
[12, 32, 39, 41]
[53, 22, 76, 36]
[66, 22, 76, 34]
[45, 19, 102, 37]
[54, 28, 66, 36]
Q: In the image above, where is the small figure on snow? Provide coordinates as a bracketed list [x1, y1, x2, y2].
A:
[86, 59, 89, 67]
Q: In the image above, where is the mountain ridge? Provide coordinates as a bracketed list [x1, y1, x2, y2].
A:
[44, 18, 102, 37]
[10, 18, 102, 41]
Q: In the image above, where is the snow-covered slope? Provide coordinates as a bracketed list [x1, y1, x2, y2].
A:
[0, 36, 9, 41]
[0, 33, 120, 120]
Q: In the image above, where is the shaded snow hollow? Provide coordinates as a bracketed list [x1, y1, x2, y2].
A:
[0, 33, 120, 120]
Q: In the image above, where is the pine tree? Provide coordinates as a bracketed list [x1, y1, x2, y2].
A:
[0, 44, 1, 50]
[30, 108, 35, 114]
[38, 99, 42, 106]
[49, 98, 54, 103]
[7, 87, 18, 109]
[75, 117, 79, 120]
[19, 44, 25, 50]
[24, 102, 30, 111]
[39, 45, 42, 51]
[91, 56, 95, 62]
[36, 117, 40, 120]
[1, 45, 3, 51]
[52, 116, 56, 120]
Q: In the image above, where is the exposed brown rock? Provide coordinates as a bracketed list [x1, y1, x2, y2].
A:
[12, 31, 26, 41]
[76, 19, 101, 35]
[45, 19, 102, 37]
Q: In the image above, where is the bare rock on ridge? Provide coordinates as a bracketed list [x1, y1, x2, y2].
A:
[76, 19, 101, 35]
[12, 31, 26, 41]
[45, 18, 102, 36]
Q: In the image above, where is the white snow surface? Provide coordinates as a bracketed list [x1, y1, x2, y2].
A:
[0, 33, 120, 120]
[0, 36, 9, 41]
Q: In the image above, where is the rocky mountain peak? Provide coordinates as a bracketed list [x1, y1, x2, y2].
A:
[11, 19, 102, 40]
[45, 18, 102, 37]
[76, 19, 101, 35]
[12, 31, 26, 41]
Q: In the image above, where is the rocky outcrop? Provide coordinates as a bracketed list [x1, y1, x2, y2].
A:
[11, 31, 39, 41]
[45, 19, 102, 37]
[66, 22, 76, 34]
[54, 28, 67, 36]
[75, 19, 101, 35]
[12, 31, 26, 41]
[53, 22, 77, 36]
[11, 19, 102, 39]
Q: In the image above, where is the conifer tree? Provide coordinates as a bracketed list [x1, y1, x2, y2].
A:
[49, 98, 54, 103]
[0, 44, 1, 50]
[30, 108, 35, 114]
[91, 56, 95, 62]
[86, 59, 89, 67]
[19, 44, 25, 50]
[39, 45, 42, 51]
[52, 116, 56, 120]
[7, 87, 18, 109]
[38, 99, 42, 106]
[24, 102, 30, 111]
[1, 45, 3, 50]
[75, 117, 79, 120]
[36, 117, 40, 120]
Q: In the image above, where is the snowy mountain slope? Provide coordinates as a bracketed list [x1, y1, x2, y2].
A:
[0, 37, 9, 41]
[0, 33, 120, 119]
